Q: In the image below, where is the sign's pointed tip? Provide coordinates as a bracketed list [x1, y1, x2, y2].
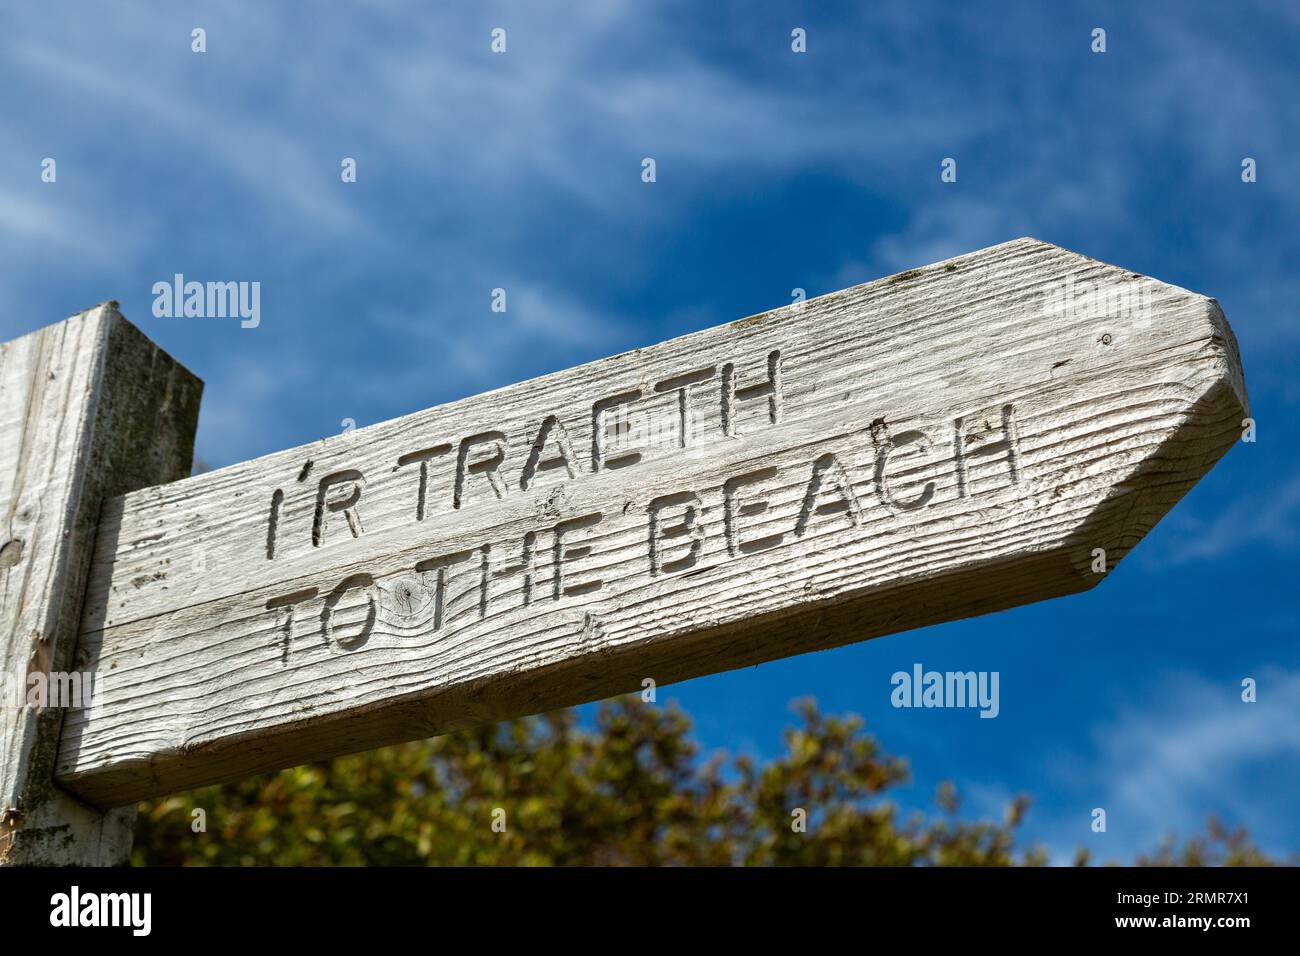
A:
[1006, 235, 1060, 253]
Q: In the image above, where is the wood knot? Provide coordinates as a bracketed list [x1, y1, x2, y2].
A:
[0, 539, 24, 570]
[385, 574, 432, 619]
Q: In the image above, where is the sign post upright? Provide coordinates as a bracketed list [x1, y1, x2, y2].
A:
[0, 303, 201, 865]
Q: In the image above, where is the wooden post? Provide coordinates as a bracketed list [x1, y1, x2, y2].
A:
[0, 304, 201, 865]
[39, 239, 1246, 809]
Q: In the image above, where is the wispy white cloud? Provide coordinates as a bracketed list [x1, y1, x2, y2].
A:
[1153, 474, 1300, 566]
[0, 191, 101, 249]
[12, 40, 365, 239]
[1033, 667, 1300, 862]
[2, 0, 1295, 462]
[363, 278, 629, 402]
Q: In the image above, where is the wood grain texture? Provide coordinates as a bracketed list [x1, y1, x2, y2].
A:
[55, 239, 1248, 807]
[0, 304, 201, 863]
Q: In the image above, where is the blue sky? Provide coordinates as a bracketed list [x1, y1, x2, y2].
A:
[2, 1, 1296, 862]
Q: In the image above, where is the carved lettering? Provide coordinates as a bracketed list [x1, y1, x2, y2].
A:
[592, 391, 642, 472]
[654, 366, 716, 449]
[313, 470, 365, 546]
[521, 415, 577, 491]
[455, 432, 508, 509]
[953, 404, 1021, 498]
[648, 491, 704, 574]
[321, 574, 377, 651]
[553, 513, 604, 598]
[874, 430, 937, 513]
[723, 467, 785, 556]
[397, 444, 452, 521]
[722, 350, 782, 437]
[797, 452, 863, 534]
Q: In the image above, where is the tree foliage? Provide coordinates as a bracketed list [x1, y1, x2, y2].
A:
[133, 697, 1276, 867]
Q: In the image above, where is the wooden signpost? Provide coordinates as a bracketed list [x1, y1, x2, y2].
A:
[0, 305, 201, 865]
[1, 238, 1248, 864]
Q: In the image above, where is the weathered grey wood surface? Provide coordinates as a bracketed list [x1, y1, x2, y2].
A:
[54, 239, 1247, 807]
[0, 304, 200, 864]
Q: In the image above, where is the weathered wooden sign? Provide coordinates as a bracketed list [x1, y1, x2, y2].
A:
[0, 306, 201, 864]
[2, 238, 1248, 861]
